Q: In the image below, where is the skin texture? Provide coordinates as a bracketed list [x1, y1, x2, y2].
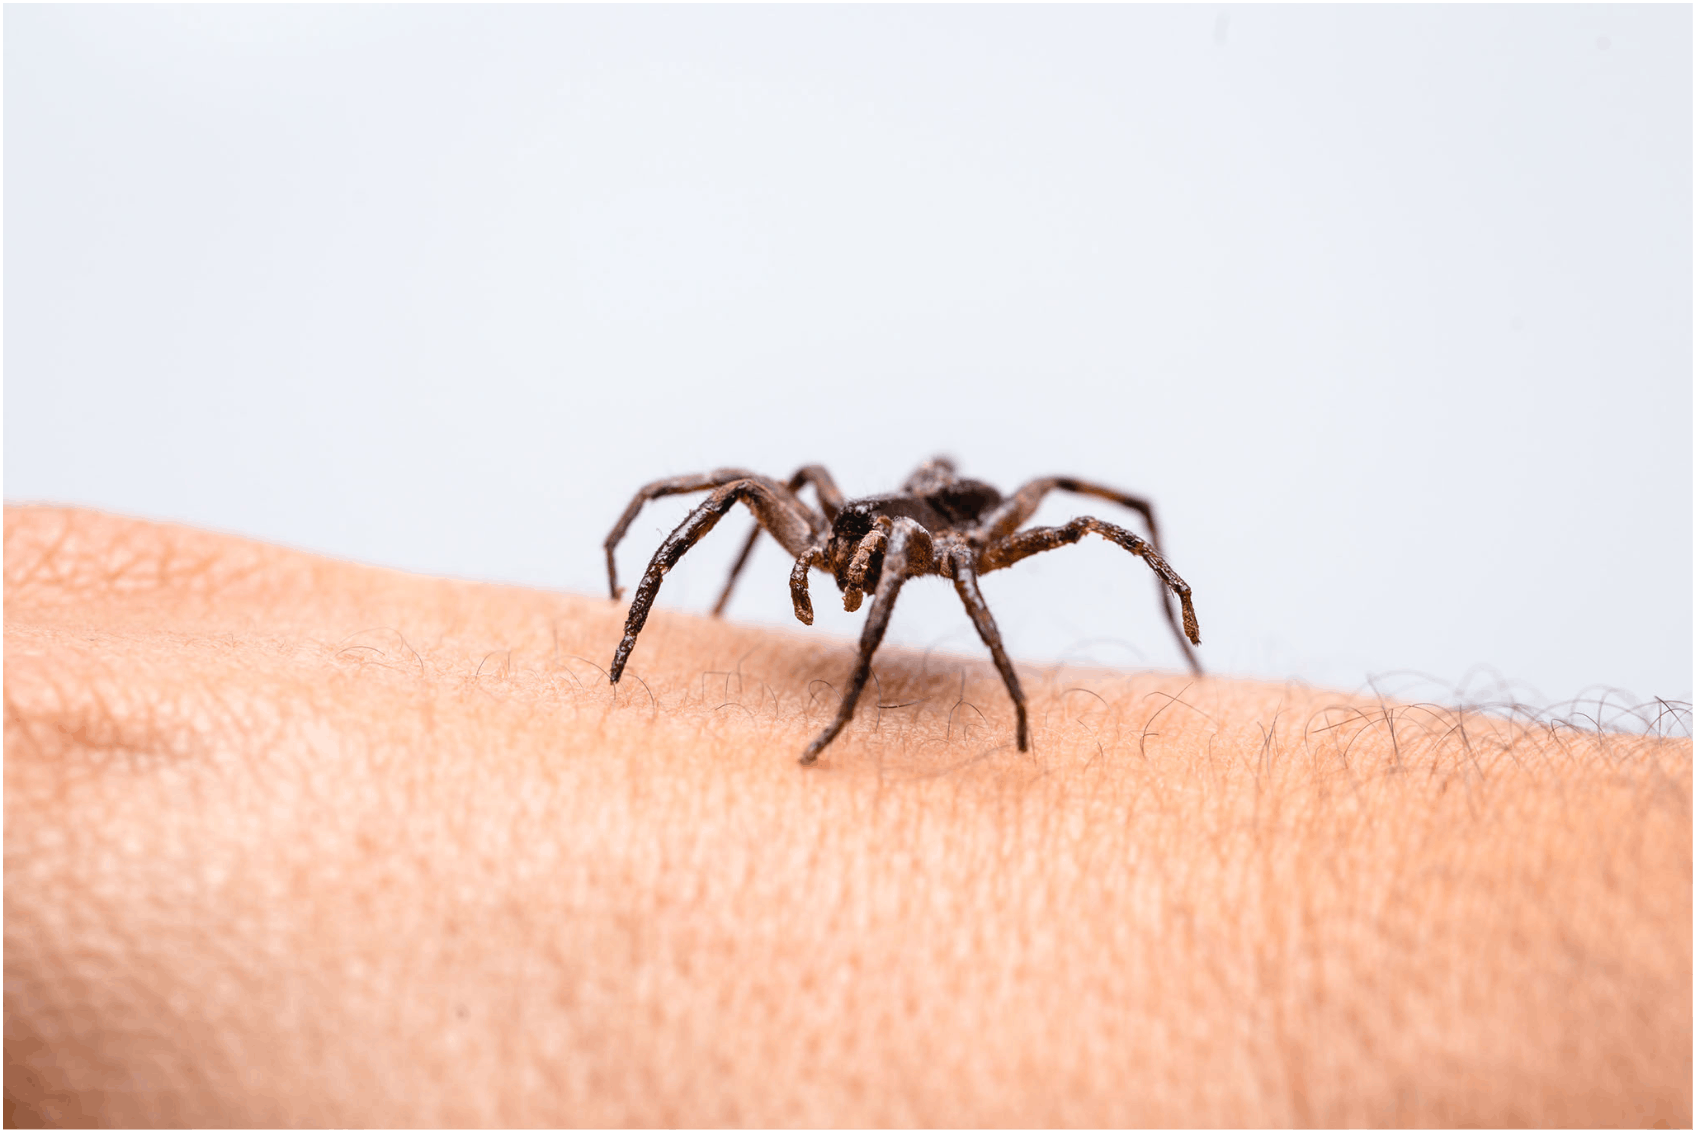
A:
[4, 505, 1691, 1127]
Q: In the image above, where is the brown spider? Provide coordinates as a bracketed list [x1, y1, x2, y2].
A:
[605, 457, 1201, 764]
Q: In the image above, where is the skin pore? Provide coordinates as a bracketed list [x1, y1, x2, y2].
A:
[4, 506, 1690, 1127]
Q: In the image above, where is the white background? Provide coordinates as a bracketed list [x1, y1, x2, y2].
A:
[6, 6, 1691, 712]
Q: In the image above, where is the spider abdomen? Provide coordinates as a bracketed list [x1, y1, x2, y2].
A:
[926, 478, 1003, 524]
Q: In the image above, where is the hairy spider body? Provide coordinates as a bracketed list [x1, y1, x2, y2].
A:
[604, 458, 1201, 764]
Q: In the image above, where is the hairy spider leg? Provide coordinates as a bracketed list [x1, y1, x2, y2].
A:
[979, 516, 1203, 674]
[610, 478, 820, 684]
[604, 469, 768, 601]
[946, 546, 1030, 751]
[712, 464, 846, 618]
[799, 518, 924, 765]
[978, 478, 1193, 670]
[979, 476, 1163, 545]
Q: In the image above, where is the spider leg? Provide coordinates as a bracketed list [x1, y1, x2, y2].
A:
[946, 546, 1029, 751]
[977, 479, 1196, 670]
[712, 464, 845, 617]
[610, 477, 820, 683]
[604, 468, 763, 601]
[980, 516, 1202, 674]
[978, 476, 1164, 544]
[795, 464, 848, 520]
[798, 518, 923, 765]
[711, 524, 766, 618]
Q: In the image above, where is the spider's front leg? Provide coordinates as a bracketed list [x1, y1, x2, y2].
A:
[945, 544, 1030, 751]
[609, 476, 819, 683]
[799, 518, 929, 765]
[603, 468, 759, 601]
[712, 464, 846, 618]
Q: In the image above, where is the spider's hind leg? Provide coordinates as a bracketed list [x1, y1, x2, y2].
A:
[981, 516, 1202, 675]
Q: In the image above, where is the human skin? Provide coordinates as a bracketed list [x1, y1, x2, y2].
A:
[3, 505, 1690, 1127]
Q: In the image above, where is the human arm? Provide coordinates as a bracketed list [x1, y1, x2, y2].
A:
[4, 506, 1689, 1126]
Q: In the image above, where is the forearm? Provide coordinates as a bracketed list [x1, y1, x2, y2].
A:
[4, 507, 1690, 1126]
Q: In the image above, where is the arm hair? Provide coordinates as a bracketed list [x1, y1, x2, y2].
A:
[4, 506, 1690, 1127]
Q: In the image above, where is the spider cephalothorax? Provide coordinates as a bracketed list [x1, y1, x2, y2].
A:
[605, 457, 1201, 764]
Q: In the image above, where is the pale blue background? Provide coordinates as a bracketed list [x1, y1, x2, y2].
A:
[7, 5, 1692, 714]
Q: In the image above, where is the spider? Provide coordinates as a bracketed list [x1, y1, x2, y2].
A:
[604, 457, 1201, 765]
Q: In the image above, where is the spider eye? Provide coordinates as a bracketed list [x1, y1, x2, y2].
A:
[833, 505, 873, 538]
